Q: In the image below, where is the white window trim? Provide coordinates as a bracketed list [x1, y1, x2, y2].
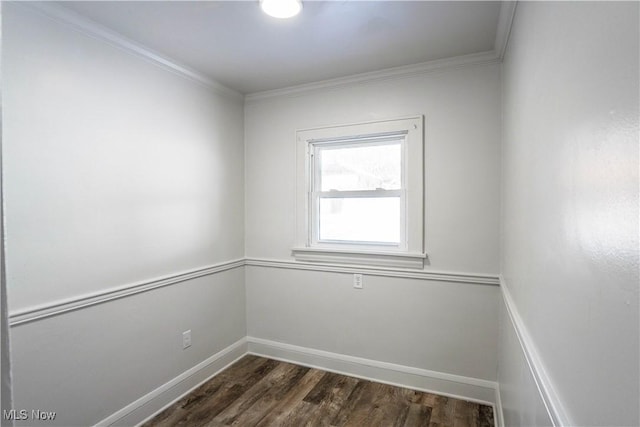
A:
[294, 116, 425, 269]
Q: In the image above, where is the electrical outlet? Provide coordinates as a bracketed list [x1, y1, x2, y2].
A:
[182, 330, 192, 349]
[353, 274, 363, 289]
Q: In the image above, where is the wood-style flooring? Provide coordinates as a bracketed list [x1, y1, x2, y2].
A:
[143, 355, 494, 427]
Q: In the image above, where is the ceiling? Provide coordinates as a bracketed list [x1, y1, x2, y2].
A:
[59, 1, 503, 94]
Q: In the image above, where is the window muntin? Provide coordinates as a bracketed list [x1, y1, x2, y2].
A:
[310, 136, 406, 249]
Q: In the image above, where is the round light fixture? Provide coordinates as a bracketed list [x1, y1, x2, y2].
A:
[260, 0, 302, 19]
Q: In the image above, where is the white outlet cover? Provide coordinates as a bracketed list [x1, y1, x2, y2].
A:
[353, 274, 363, 289]
[182, 330, 192, 349]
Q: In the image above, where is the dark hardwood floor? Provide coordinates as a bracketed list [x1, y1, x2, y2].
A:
[143, 355, 494, 427]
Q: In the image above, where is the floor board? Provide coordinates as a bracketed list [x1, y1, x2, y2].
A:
[143, 355, 494, 427]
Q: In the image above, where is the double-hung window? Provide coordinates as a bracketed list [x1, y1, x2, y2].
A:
[294, 116, 425, 268]
[312, 136, 404, 248]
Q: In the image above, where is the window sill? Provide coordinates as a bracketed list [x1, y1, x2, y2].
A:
[291, 247, 426, 269]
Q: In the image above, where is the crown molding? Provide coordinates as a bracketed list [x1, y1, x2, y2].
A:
[495, 1, 518, 60]
[17, 1, 514, 102]
[18, 1, 243, 101]
[245, 50, 501, 103]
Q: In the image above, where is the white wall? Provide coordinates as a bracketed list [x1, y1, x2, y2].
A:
[246, 267, 499, 382]
[4, 4, 245, 311]
[499, 2, 639, 426]
[0, 1, 14, 422]
[3, 3, 246, 425]
[245, 64, 502, 386]
[497, 297, 551, 426]
[13, 2, 637, 425]
[246, 65, 501, 274]
[11, 270, 245, 427]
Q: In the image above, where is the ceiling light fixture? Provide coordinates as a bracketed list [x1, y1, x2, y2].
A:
[260, 0, 302, 19]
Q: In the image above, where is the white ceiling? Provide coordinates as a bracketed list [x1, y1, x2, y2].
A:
[59, 1, 503, 94]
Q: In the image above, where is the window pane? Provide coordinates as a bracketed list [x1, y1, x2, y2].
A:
[319, 142, 401, 191]
[319, 197, 400, 243]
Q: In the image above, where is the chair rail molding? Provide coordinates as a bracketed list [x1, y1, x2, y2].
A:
[9, 258, 499, 326]
[500, 276, 571, 427]
[246, 257, 500, 285]
[8, 259, 245, 327]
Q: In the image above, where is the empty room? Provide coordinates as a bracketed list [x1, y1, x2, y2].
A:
[1, 1, 638, 426]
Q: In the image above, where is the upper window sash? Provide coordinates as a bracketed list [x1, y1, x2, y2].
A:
[310, 135, 405, 193]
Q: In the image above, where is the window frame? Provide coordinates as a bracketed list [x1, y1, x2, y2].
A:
[294, 116, 426, 269]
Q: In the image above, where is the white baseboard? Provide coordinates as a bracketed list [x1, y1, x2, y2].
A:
[94, 338, 247, 427]
[97, 336, 499, 426]
[247, 336, 497, 406]
[494, 383, 504, 427]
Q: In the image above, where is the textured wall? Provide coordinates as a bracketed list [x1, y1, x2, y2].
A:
[245, 64, 502, 382]
[499, 2, 639, 425]
[3, 4, 246, 425]
[4, 4, 245, 311]
[245, 64, 501, 274]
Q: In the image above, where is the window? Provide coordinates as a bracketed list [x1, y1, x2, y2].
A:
[294, 116, 425, 268]
[313, 137, 404, 247]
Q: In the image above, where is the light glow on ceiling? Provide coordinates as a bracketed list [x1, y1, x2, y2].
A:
[260, 0, 302, 19]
